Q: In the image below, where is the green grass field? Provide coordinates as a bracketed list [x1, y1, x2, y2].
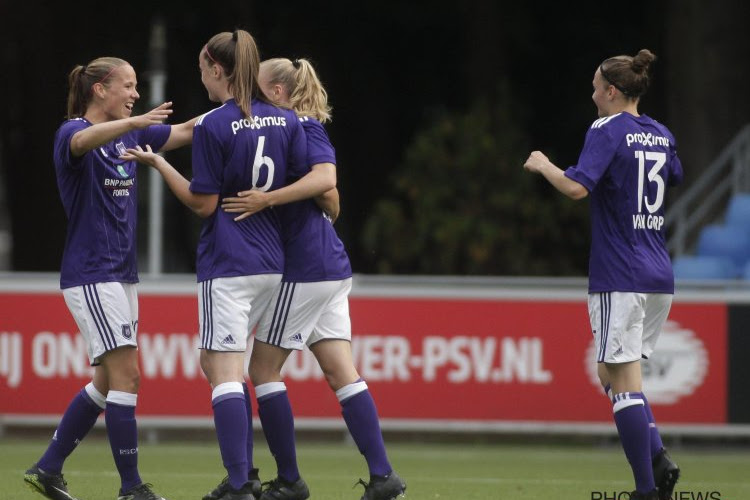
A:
[3, 437, 750, 500]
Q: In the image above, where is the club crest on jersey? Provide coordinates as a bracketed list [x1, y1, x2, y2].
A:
[121, 324, 132, 340]
[115, 142, 128, 157]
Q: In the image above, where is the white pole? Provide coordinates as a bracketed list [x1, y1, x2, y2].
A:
[147, 17, 167, 276]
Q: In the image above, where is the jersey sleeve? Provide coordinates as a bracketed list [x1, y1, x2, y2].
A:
[189, 118, 224, 194]
[287, 117, 310, 179]
[302, 119, 336, 167]
[138, 124, 172, 152]
[53, 120, 89, 171]
[564, 125, 617, 192]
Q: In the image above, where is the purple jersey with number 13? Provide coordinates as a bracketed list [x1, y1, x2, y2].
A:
[189, 99, 308, 282]
[564, 112, 683, 294]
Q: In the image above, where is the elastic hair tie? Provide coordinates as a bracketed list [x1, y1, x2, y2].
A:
[292, 59, 301, 69]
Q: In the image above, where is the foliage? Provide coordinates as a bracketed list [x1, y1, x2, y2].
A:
[361, 83, 590, 276]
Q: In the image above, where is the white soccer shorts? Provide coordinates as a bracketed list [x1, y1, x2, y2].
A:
[199, 274, 282, 352]
[255, 278, 352, 350]
[63, 282, 138, 365]
[588, 291, 673, 363]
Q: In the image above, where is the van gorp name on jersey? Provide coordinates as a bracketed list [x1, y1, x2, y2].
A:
[632, 213, 664, 230]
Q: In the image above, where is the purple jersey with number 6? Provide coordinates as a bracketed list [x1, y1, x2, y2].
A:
[190, 99, 308, 282]
[564, 113, 683, 293]
[54, 118, 171, 289]
[278, 116, 352, 282]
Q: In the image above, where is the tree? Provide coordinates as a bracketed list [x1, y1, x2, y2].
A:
[361, 83, 590, 275]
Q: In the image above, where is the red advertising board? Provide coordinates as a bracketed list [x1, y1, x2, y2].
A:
[0, 288, 727, 424]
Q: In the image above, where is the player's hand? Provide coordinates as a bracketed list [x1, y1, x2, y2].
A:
[131, 102, 174, 129]
[523, 150, 550, 174]
[121, 145, 160, 167]
[221, 190, 271, 221]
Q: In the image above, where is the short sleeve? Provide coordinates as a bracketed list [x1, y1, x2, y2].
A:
[53, 120, 89, 171]
[302, 119, 336, 167]
[287, 117, 309, 179]
[564, 126, 617, 192]
[138, 124, 172, 152]
[189, 120, 224, 194]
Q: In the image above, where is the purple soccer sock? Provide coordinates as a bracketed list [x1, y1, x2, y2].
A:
[641, 393, 665, 458]
[38, 386, 103, 474]
[213, 384, 249, 490]
[612, 392, 655, 493]
[340, 387, 392, 477]
[242, 382, 255, 470]
[105, 392, 142, 493]
[256, 383, 300, 483]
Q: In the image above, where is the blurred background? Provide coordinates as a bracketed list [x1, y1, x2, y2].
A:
[2, 0, 749, 277]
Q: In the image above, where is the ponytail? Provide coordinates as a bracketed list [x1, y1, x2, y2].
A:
[261, 57, 332, 123]
[203, 30, 260, 118]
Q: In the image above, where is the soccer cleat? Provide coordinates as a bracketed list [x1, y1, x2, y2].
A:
[259, 476, 310, 500]
[629, 489, 659, 500]
[355, 471, 406, 500]
[653, 448, 680, 500]
[216, 481, 257, 500]
[23, 464, 78, 500]
[203, 470, 262, 500]
[117, 483, 166, 500]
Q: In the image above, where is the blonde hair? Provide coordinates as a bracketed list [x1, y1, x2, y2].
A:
[261, 58, 332, 123]
[66, 57, 129, 119]
[203, 30, 260, 118]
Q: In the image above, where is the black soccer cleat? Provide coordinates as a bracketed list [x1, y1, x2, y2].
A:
[653, 448, 680, 500]
[259, 476, 310, 500]
[23, 464, 78, 500]
[215, 480, 257, 500]
[629, 489, 659, 500]
[203, 469, 262, 500]
[117, 482, 166, 500]
[356, 471, 406, 500]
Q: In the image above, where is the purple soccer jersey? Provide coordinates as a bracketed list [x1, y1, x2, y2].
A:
[278, 117, 352, 282]
[564, 113, 683, 293]
[189, 99, 308, 282]
[54, 118, 171, 289]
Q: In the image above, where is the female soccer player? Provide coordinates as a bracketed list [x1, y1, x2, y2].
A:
[523, 49, 682, 500]
[124, 33, 334, 500]
[24, 57, 196, 500]
[215, 57, 406, 500]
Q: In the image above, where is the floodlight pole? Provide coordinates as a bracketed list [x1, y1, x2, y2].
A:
[147, 17, 167, 276]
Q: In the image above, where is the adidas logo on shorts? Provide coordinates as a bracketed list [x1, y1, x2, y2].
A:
[220, 335, 236, 345]
[289, 333, 303, 344]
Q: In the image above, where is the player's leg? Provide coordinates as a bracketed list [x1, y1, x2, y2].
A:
[25, 285, 110, 499]
[88, 282, 165, 500]
[251, 280, 334, 500]
[590, 292, 656, 498]
[308, 278, 406, 500]
[641, 294, 680, 500]
[199, 276, 278, 499]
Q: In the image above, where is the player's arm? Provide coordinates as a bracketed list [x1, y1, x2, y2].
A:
[69, 102, 174, 157]
[222, 162, 336, 221]
[121, 145, 218, 218]
[160, 116, 199, 152]
[523, 150, 588, 200]
[315, 188, 340, 222]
